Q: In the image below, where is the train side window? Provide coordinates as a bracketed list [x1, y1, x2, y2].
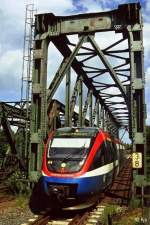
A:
[105, 141, 112, 163]
[89, 142, 105, 171]
[112, 142, 117, 160]
[105, 141, 117, 163]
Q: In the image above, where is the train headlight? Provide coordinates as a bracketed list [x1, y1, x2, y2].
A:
[79, 159, 84, 166]
[61, 162, 66, 168]
[47, 160, 53, 164]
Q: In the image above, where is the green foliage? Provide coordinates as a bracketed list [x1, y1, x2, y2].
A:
[15, 195, 29, 208]
[8, 171, 31, 195]
[112, 208, 143, 225]
[15, 128, 26, 158]
[129, 199, 141, 209]
[101, 204, 121, 224]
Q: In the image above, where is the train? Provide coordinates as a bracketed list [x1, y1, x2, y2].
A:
[30, 127, 125, 212]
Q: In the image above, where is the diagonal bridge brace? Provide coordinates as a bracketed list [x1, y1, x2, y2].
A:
[47, 36, 86, 101]
[49, 35, 123, 128]
[88, 35, 127, 103]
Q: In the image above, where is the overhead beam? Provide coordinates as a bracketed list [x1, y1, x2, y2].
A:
[35, 3, 141, 36]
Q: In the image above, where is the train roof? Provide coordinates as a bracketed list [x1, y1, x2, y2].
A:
[54, 127, 99, 137]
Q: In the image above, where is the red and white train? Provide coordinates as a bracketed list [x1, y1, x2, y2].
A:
[37, 127, 125, 209]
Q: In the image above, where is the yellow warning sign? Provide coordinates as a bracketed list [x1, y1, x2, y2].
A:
[132, 152, 142, 168]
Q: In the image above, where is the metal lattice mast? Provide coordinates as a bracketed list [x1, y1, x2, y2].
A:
[21, 4, 35, 103]
[21, 4, 35, 164]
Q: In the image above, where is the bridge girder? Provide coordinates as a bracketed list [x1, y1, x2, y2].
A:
[29, 3, 148, 204]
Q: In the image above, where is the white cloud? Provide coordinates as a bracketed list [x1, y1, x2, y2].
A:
[0, 49, 22, 101]
[36, 0, 73, 14]
[77, 0, 108, 13]
[0, 0, 75, 101]
[0, 0, 149, 130]
[145, 67, 150, 86]
[145, 66, 150, 125]
[0, 50, 22, 77]
[143, 23, 150, 59]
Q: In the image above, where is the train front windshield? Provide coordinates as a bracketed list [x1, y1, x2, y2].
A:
[47, 137, 92, 173]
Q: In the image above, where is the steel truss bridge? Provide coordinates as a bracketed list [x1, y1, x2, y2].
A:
[0, 3, 149, 204]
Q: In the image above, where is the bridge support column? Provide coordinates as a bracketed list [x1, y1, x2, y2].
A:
[128, 25, 148, 205]
[89, 90, 93, 127]
[96, 100, 100, 127]
[78, 76, 83, 127]
[29, 38, 48, 181]
[65, 68, 71, 127]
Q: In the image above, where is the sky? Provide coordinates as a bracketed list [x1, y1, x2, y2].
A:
[0, 0, 149, 142]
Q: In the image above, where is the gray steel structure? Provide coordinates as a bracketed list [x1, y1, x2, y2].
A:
[29, 3, 149, 202]
[0, 101, 28, 171]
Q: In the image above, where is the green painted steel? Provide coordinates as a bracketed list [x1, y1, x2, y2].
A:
[47, 36, 86, 102]
[65, 68, 71, 127]
[128, 23, 148, 203]
[29, 38, 49, 181]
[88, 36, 127, 101]
[70, 76, 80, 125]
[28, 2, 149, 204]
[78, 76, 83, 127]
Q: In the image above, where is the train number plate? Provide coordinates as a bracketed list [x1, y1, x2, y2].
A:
[132, 152, 142, 168]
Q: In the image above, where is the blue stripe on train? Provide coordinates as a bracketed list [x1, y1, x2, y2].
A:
[42, 172, 113, 196]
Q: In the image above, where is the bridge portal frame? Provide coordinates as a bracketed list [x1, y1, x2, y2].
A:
[29, 3, 148, 203]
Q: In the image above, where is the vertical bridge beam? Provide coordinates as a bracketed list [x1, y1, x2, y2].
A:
[65, 68, 71, 127]
[89, 90, 93, 127]
[128, 21, 148, 203]
[78, 76, 83, 127]
[29, 38, 48, 181]
[30, 3, 148, 205]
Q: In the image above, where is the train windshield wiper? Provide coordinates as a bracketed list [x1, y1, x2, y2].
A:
[62, 145, 86, 162]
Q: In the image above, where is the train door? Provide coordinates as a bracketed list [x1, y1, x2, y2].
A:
[104, 141, 113, 185]
[111, 142, 118, 178]
[116, 143, 120, 175]
[88, 142, 106, 189]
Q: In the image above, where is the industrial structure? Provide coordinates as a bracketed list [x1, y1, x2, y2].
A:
[0, 2, 149, 206]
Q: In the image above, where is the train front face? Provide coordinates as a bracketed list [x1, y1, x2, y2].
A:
[42, 127, 105, 202]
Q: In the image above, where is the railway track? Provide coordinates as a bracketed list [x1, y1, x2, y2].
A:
[0, 182, 13, 203]
[21, 205, 107, 225]
[0, 195, 14, 204]
[105, 158, 132, 205]
[20, 158, 131, 225]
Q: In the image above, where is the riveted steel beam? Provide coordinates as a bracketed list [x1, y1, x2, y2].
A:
[65, 68, 71, 127]
[92, 99, 98, 126]
[88, 35, 127, 102]
[1, 116, 17, 155]
[128, 14, 148, 204]
[89, 90, 93, 127]
[35, 3, 141, 36]
[51, 36, 119, 128]
[70, 76, 80, 123]
[82, 90, 90, 123]
[30, 3, 148, 205]
[47, 36, 86, 101]
[100, 106, 105, 130]
[29, 38, 49, 180]
[96, 99, 100, 127]
[78, 76, 83, 127]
